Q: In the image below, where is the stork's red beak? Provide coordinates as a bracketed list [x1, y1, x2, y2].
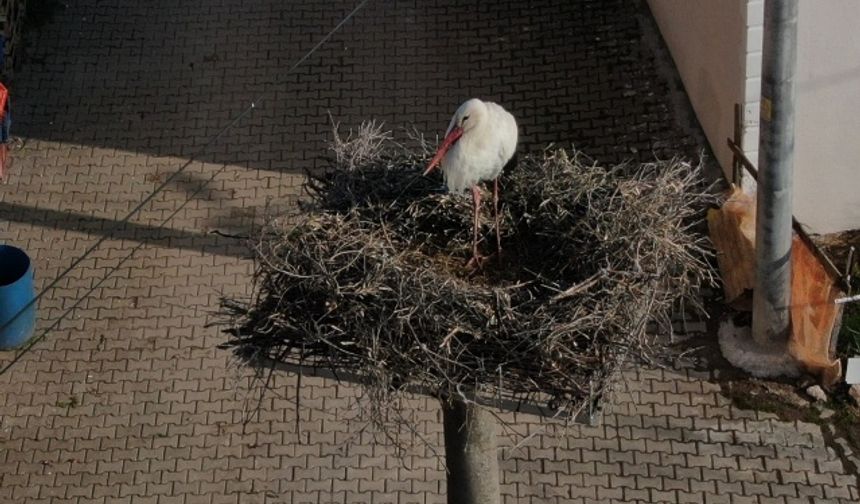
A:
[423, 126, 464, 176]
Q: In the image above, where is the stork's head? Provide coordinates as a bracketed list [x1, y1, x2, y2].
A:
[423, 99, 487, 176]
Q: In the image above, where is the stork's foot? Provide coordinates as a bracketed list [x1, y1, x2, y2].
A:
[465, 254, 490, 270]
[465, 249, 503, 271]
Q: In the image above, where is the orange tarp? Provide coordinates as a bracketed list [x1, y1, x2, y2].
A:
[707, 185, 843, 384]
[789, 235, 842, 385]
[707, 186, 756, 310]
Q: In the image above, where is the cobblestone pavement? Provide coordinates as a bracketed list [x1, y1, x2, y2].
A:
[0, 0, 857, 503]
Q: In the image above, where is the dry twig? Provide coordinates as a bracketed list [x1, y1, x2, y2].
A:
[220, 124, 716, 422]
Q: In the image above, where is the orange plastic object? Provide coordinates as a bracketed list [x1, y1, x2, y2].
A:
[708, 185, 844, 384]
[789, 234, 843, 385]
[707, 185, 756, 310]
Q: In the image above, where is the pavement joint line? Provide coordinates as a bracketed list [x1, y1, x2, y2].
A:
[0, 0, 370, 375]
[0, 0, 372, 354]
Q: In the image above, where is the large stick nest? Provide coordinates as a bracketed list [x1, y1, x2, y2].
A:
[221, 122, 716, 417]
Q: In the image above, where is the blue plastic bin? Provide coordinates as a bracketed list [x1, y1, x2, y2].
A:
[0, 245, 36, 349]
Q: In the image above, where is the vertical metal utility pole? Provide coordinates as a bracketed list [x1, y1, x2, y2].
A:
[752, 0, 798, 346]
[442, 399, 500, 504]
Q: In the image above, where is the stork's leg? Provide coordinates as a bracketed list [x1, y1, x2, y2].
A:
[493, 178, 502, 256]
[466, 185, 485, 268]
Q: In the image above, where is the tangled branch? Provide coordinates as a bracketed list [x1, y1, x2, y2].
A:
[221, 123, 716, 420]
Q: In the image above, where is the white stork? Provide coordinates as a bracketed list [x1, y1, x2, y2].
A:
[424, 98, 518, 267]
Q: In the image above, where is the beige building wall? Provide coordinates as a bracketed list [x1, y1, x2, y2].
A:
[795, 0, 860, 233]
[649, 0, 860, 234]
[646, 0, 750, 178]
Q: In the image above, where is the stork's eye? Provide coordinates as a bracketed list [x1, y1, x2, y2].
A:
[462, 115, 470, 124]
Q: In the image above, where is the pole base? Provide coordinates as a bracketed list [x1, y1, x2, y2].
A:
[718, 317, 800, 378]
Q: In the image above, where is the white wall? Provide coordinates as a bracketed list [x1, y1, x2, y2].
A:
[742, 1, 763, 185]
[647, 0, 748, 178]
[795, 0, 860, 233]
[649, 0, 860, 234]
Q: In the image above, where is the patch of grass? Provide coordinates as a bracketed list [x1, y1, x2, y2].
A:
[722, 378, 860, 459]
[816, 233, 859, 358]
[832, 406, 860, 451]
[722, 381, 819, 423]
[837, 301, 860, 357]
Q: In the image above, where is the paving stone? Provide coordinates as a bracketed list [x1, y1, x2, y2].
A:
[1, 1, 858, 504]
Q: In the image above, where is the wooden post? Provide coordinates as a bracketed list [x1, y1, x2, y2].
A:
[733, 103, 743, 186]
[441, 398, 501, 504]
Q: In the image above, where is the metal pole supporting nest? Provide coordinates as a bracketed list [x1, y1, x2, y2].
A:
[442, 398, 501, 504]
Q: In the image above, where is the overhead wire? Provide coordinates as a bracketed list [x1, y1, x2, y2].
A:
[1, 159, 232, 375]
[0, 0, 371, 374]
